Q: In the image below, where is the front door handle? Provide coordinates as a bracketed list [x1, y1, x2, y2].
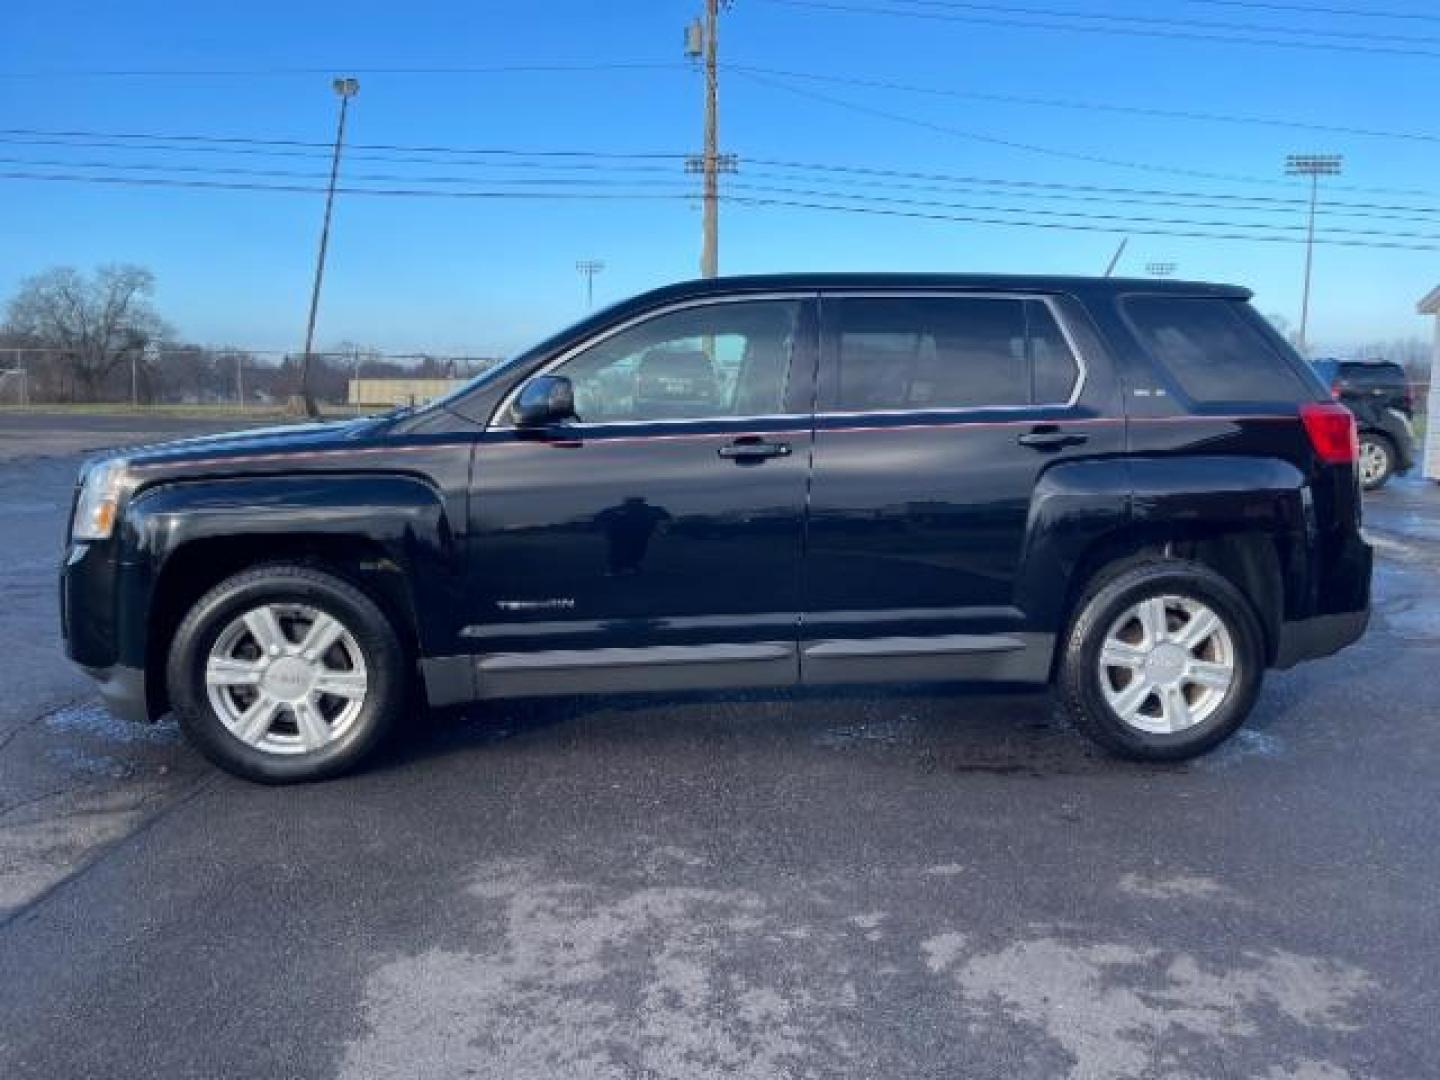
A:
[718, 436, 792, 461]
[1017, 427, 1089, 450]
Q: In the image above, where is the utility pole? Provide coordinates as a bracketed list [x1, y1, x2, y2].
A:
[352, 345, 363, 414]
[1102, 237, 1128, 277]
[301, 76, 359, 417]
[685, 2, 734, 278]
[236, 352, 245, 411]
[1285, 153, 1343, 355]
[576, 260, 606, 309]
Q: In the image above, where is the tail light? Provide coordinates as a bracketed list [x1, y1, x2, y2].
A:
[1300, 401, 1358, 465]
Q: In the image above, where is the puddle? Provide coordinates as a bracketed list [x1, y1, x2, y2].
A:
[813, 716, 920, 749]
[43, 699, 179, 745]
[1197, 728, 1284, 771]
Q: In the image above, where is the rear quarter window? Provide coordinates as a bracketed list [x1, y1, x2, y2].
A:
[1123, 296, 1309, 407]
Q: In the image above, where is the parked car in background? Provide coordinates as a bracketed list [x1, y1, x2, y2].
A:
[61, 274, 1372, 783]
[1311, 358, 1417, 490]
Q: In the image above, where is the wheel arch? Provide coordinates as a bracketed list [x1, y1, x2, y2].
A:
[1018, 455, 1309, 675]
[1053, 528, 1285, 674]
[122, 473, 461, 719]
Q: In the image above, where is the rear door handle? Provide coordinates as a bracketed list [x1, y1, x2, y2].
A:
[1017, 428, 1089, 450]
[718, 437, 792, 461]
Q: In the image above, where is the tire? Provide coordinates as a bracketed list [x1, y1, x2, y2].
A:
[1357, 434, 1394, 491]
[1057, 559, 1265, 762]
[167, 563, 408, 783]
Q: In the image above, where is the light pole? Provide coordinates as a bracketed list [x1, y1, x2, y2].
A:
[576, 260, 606, 309]
[1285, 153, 1343, 354]
[300, 76, 359, 417]
[1145, 261, 1177, 278]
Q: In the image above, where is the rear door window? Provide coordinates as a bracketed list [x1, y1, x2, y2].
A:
[1123, 296, 1308, 406]
[826, 296, 1080, 412]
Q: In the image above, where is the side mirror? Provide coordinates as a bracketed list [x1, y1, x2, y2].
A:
[511, 375, 576, 428]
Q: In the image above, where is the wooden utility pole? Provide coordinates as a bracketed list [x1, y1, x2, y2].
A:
[686, 2, 732, 278]
[701, 0, 720, 279]
[301, 77, 359, 417]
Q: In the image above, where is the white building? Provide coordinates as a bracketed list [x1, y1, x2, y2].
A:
[1421, 286, 1440, 481]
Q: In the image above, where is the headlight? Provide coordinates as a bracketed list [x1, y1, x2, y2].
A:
[71, 457, 128, 540]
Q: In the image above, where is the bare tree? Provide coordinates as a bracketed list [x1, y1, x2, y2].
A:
[4, 265, 170, 401]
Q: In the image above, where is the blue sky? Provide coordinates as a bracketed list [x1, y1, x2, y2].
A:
[2, 0, 1437, 356]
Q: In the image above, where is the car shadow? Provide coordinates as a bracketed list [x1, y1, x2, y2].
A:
[373, 682, 1190, 781]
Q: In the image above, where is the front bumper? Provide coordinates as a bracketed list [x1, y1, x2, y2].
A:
[78, 663, 151, 723]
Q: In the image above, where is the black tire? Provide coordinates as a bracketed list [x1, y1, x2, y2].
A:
[167, 564, 407, 783]
[1357, 433, 1394, 491]
[1057, 559, 1265, 762]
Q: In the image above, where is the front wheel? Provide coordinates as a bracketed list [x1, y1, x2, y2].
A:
[1058, 560, 1265, 761]
[167, 564, 408, 783]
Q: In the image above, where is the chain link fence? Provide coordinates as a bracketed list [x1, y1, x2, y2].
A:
[0, 346, 503, 412]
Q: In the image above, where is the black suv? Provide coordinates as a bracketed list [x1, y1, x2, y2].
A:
[1310, 358, 1417, 490]
[61, 275, 1372, 783]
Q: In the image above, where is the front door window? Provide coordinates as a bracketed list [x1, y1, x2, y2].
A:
[553, 301, 802, 422]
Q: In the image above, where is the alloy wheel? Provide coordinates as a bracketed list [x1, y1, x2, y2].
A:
[1097, 594, 1235, 735]
[204, 602, 369, 755]
[1358, 440, 1389, 488]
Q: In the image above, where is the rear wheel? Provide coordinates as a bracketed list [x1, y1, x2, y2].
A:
[167, 564, 407, 783]
[1058, 560, 1265, 761]
[1357, 434, 1394, 491]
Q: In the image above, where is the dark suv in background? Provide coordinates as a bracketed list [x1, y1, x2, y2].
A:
[1311, 358, 1417, 490]
[61, 274, 1372, 783]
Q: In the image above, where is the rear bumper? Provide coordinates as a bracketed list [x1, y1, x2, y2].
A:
[1274, 608, 1370, 669]
[77, 663, 151, 724]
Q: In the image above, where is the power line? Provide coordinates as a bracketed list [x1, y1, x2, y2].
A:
[742, 157, 1440, 214]
[8, 143, 1437, 217]
[0, 127, 689, 159]
[9, 120, 1437, 201]
[756, 0, 1440, 59]
[738, 166, 1440, 225]
[726, 180, 1440, 242]
[0, 156, 696, 190]
[1181, 0, 1440, 24]
[0, 135, 689, 176]
[0, 60, 688, 80]
[5, 132, 1437, 215]
[727, 63, 1440, 146]
[6, 168, 1439, 250]
[0, 170, 700, 201]
[726, 194, 1440, 251]
[886, 0, 1440, 45]
[732, 68, 1440, 197]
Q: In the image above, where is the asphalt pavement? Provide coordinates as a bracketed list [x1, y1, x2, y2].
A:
[1, 411, 1438, 1080]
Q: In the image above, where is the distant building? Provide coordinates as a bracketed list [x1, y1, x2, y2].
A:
[1420, 286, 1440, 481]
[348, 378, 465, 408]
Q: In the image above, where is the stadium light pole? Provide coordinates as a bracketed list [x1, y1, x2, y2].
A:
[1285, 153, 1343, 355]
[300, 76, 359, 417]
[576, 260, 606, 309]
[1145, 261, 1177, 278]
